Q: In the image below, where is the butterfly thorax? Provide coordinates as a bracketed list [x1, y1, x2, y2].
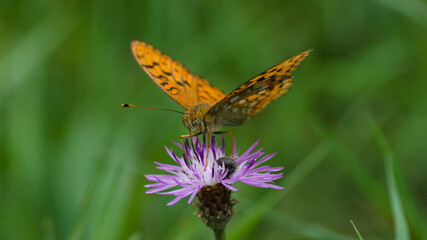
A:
[182, 104, 217, 133]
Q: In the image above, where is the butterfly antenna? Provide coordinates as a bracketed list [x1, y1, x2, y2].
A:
[121, 104, 185, 115]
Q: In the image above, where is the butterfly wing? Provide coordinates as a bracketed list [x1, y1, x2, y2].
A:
[196, 77, 226, 105]
[206, 49, 312, 126]
[131, 41, 225, 109]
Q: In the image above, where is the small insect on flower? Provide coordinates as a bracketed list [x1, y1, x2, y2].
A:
[144, 136, 284, 206]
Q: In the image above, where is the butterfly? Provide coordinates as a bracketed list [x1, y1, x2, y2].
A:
[127, 41, 311, 137]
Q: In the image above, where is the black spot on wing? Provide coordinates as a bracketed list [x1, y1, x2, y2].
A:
[162, 70, 172, 75]
[256, 76, 266, 83]
[150, 73, 169, 82]
[141, 62, 159, 69]
[168, 87, 179, 95]
[176, 80, 190, 87]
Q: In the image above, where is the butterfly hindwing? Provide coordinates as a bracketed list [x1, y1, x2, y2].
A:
[207, 49, 312, 126]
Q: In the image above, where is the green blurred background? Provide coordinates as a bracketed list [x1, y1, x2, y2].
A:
[1, 0, 427, 239]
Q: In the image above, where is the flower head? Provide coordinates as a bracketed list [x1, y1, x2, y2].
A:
[144, 136, 284, 206]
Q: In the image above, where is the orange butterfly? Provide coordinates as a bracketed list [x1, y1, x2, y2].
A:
[125, 41, 311, 137]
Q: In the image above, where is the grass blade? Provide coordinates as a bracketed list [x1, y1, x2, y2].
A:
[366, 114, 410, 240]
[350, 220, 364, 240]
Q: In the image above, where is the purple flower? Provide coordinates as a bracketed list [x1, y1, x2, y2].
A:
[144, 136, 284, 206]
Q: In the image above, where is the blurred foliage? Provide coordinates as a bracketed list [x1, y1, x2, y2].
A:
[1, 0, 427, 239]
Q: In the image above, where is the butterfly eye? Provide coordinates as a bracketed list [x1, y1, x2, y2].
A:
[192, 116, 201, 126]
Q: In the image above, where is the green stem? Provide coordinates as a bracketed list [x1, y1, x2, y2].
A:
[214, 228, 225, 240]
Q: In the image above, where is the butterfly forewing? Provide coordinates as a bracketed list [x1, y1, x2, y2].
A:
[197, 76, 226, 105]
[132, 41, 198, 109]
[207, 49, 312, 126]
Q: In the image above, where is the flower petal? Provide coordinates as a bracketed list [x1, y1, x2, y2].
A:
[144, 136, 284, 205]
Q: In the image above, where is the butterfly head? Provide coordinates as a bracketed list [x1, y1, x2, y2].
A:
[182, 104, 215, 133]
[182, 113, 202, 131]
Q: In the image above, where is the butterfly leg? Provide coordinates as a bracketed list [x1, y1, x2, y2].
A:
[203, 128, 212, 170]
[213, 130, 235, 157]
[180, 131, 202, 161]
